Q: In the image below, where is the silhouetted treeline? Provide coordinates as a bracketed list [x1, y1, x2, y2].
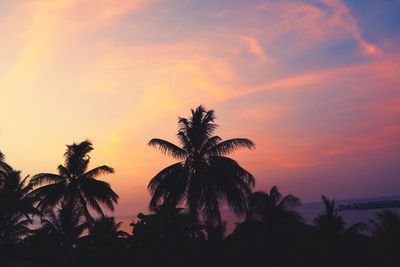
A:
[0, 106, 399, 267]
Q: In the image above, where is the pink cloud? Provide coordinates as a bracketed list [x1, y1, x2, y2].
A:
[239, 36, 268, 62]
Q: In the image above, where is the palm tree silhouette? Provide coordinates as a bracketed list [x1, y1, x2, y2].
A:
[88, 216, 129, 245]
[0, 150, 4, 165]
[370, 209, 400, 265]
[34, 202, 87, 264]
[370, 209, 400, 240]
[83, 216, 129, 267]
[313, 195, 367, 267]
[0, 164, 38, 250]
[29, 140, 118, 221]
[246, 186, 302, 225]
[0, 150, 11, 175]
[314, 196, 366, 236]
[132, 205, 200, 241]
[148, 105, 255, 225]
[313, 195, 345, 238]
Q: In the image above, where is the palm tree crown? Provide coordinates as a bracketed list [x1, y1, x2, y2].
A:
[0, 164, 38, 246]
[88, 216, 128, 245]
[314, 195, 345, 237]
[246, 186, 302, 224]
[38, 203, 87, 248]
[29, 140, 118, 221]
[148, 106, 255, 224]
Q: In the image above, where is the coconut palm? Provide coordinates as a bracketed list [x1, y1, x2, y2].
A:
[313, 196, 368, 267]
[370, 210, 400, 264]
[33, 202, 87, 264]
[81, 216, 129, 267]
[245, 186, 302, 225]
[315, 195, 368, 241]
[148, 106, 255, 224]
[132, 205, 200, 241]
[314, 196, 345, 238]
[88, 216, 128, 245]
[0, 150, 12, 179]
[314, 196, 367, 238]
[370, 209, 400, 240]
[0, 165, 38, 248]
[29, 140, 118, 221]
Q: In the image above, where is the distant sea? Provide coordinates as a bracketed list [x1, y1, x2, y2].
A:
[115, 196, 400, 234]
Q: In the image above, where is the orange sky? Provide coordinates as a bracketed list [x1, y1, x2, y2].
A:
[0, 0, 399, 216]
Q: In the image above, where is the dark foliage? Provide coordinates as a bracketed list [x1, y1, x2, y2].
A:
[0, 107, 398, 267]
[148, 105, 255, 225]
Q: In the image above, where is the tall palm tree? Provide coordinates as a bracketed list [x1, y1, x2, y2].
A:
[245, 186, 302, 225]
[0, 164, 38, 249]
[148, 106, 255, 224]
[29, 140, 118, 221]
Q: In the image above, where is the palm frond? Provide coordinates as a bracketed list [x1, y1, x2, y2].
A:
[148, 138, 187, 159]
[79, 177, 119, 213]
[207, 138, 255, 156]
[147, 163, 184, 193]
[279, 194, 301, 209]
[345, 222, 368, 235]
[29, 182, 66, 210]
[85, 165, 115, 178]
[246, 191, 268, 221]
[148, 163, 187, 211]
[200, 136, 221, 155]
[177, 130, 192, 150]
[29, 173, 64, 187]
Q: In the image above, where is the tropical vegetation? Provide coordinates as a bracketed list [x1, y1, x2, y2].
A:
[0, 106, 398, 267]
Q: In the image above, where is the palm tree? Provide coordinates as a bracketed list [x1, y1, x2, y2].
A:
[370, 209, 400, 240]
[245, 186, 302, 225]
[148, 105, 255, 225]
[314, 195, 367, 238]
[88, 216, 128, 245]
[370, 210, 400, 265]
[313, 195, 367, 267]
[132, 205, 200, 241]
[82, 216, 129, 267]
[0, 164, 38, 250]
[33, 202, 87, 264]
[0, 150, 12, 179]
[29, 140, 118, 221]
[313, 196, 345, 239]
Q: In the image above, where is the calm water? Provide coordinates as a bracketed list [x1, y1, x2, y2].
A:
[115, 196, 400, 234]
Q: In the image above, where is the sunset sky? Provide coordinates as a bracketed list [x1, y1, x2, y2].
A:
[0, 0, 399, 216]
